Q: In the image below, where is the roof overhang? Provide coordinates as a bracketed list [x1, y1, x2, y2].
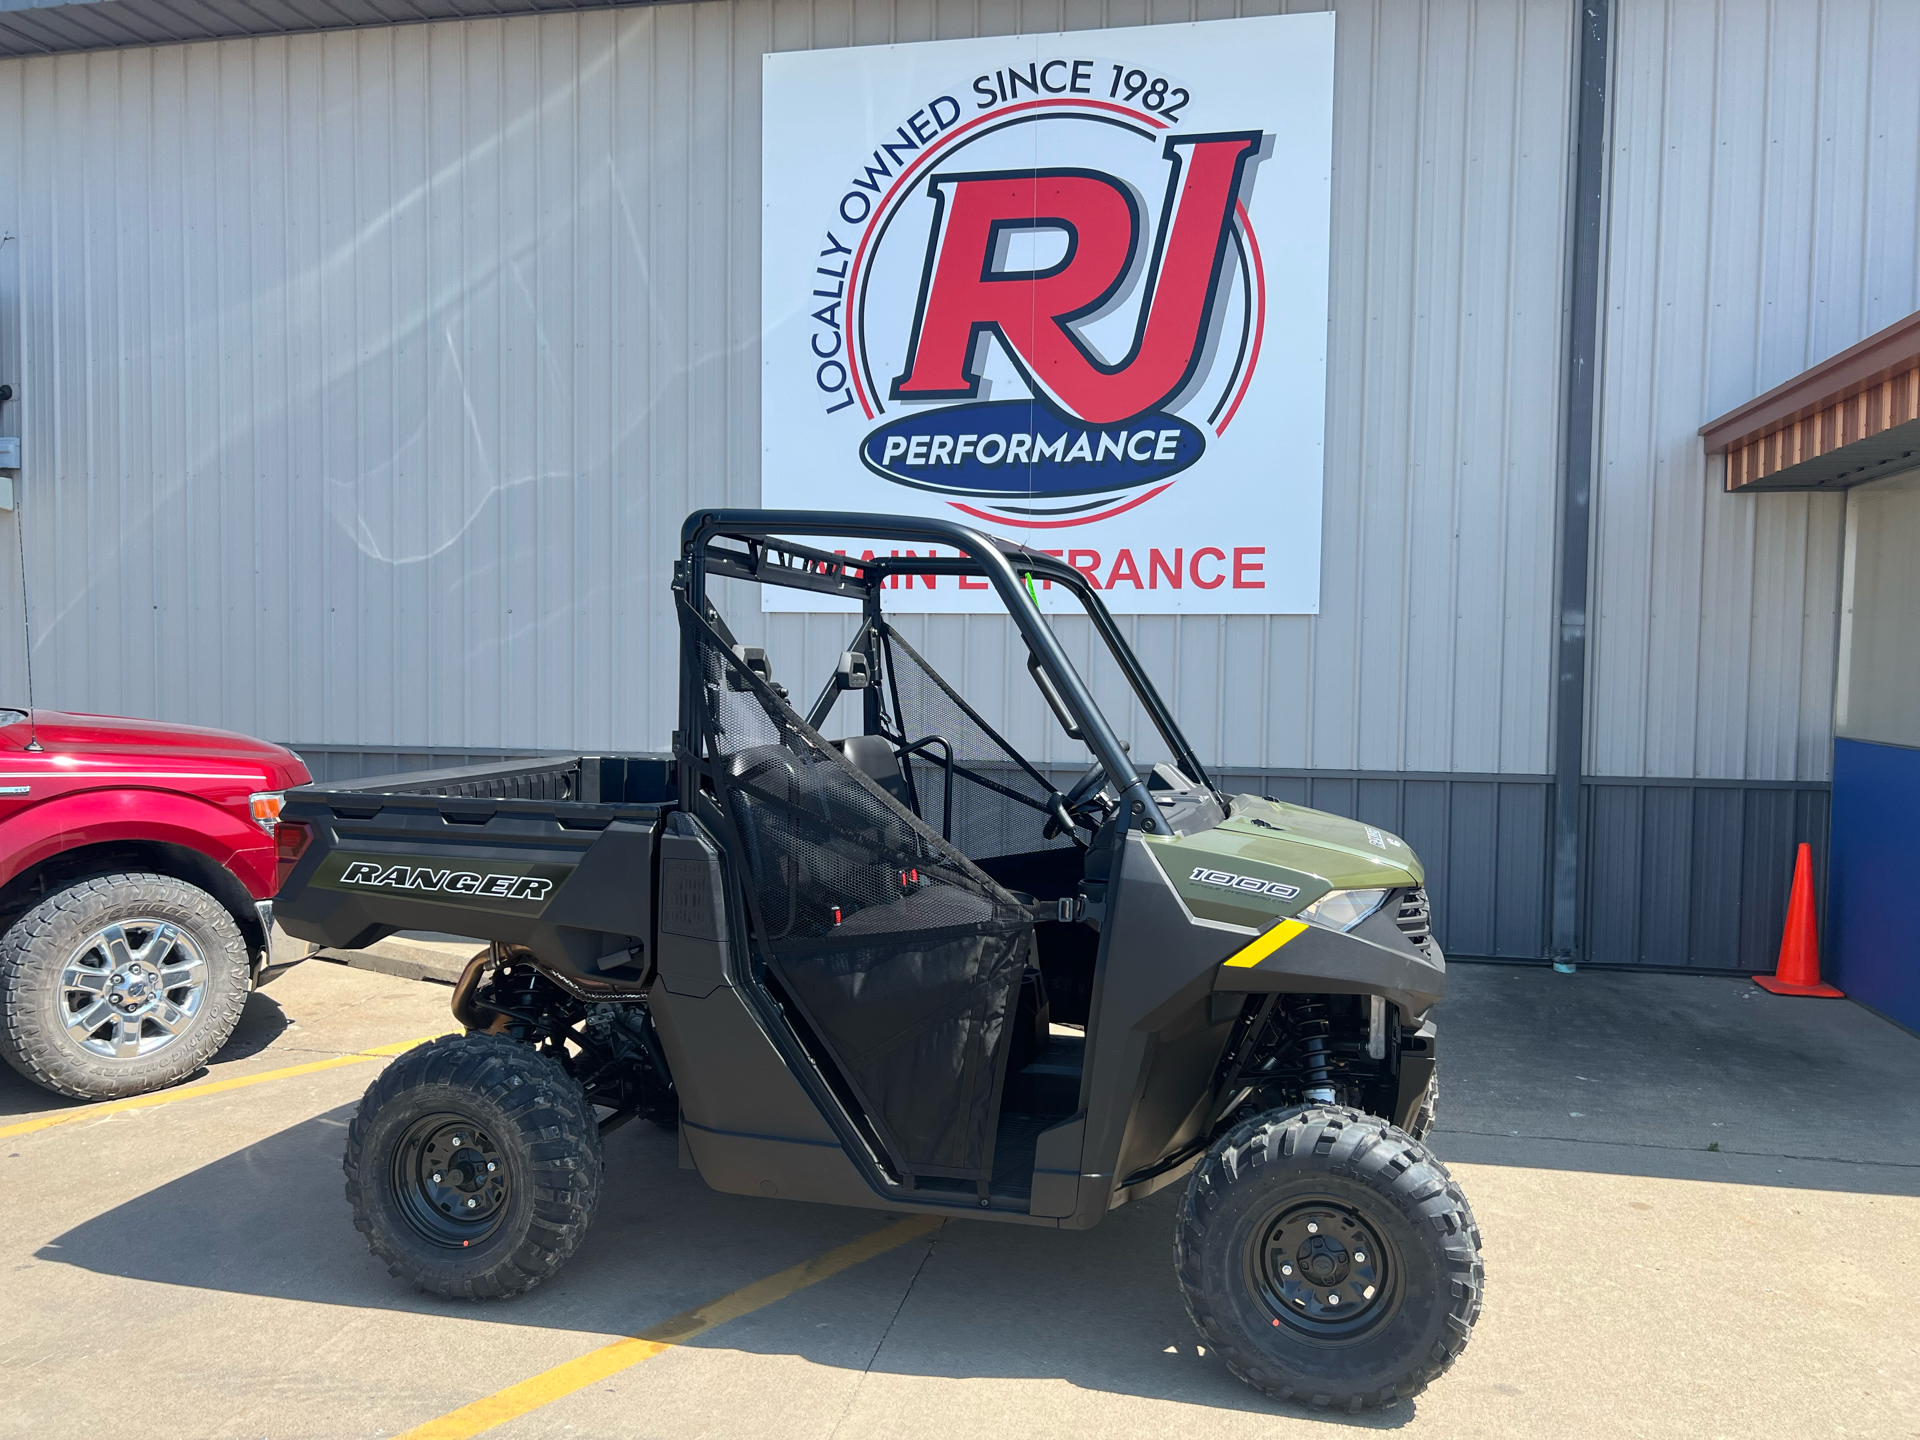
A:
[1700, 311, 1920, 493]
[0, 0, 644, 58]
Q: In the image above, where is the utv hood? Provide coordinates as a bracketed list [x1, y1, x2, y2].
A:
[1146, 794, 1423, 931]
[1216, 796, 1424, 882]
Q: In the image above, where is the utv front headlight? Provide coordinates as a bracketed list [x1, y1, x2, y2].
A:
[1296, 888, 1389, 932]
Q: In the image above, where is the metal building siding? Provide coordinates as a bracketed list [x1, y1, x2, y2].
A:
[1587, 0, 1919, 783]
[0, 0, 1575, 778]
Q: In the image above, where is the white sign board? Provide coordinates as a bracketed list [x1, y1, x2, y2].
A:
[761, 15, 1334, 613]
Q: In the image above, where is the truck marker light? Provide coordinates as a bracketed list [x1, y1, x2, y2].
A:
[249, 791, 285, 833]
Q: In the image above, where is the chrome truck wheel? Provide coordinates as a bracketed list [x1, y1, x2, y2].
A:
[0, 873, 250, 1100]
[62, 918, 210, 1060]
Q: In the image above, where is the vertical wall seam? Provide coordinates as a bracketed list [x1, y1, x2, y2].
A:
[1488, 0, 1519, 774]
[1338, 0, 1374, 773]
[1392, 0, 1428, 773]
[1686, 0, 1722, 781]
[111, 52, 129, 716]
[1629, 0, 1670, 781]
[1438, 0, 1472, 773]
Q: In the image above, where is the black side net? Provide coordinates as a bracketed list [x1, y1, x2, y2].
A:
[686, 604, 1033, 1184]
[878, 624, 1075, 863]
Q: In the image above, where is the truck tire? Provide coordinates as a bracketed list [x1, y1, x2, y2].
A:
[345, 1033, 603, 1300]
[1175, 1105, 1482, 1412]
[0, 873, 252, 1100]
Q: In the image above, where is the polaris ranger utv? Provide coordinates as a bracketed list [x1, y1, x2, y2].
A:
[272, 511, 1482, 1411]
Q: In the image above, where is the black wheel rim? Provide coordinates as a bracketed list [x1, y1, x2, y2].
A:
[1249, 1196, 1403, 1343]
[391, 1112, 511, 1249]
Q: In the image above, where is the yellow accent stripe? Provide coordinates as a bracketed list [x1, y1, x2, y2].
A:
[396, 1215, 945, 1440]
[0, 1031, 456, 1141]
[1221, 917, 1309, 968]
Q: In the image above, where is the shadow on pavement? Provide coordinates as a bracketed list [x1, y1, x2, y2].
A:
[0, 989, 292, 1124]
[205, 988, 294, 1062]
[34, 961, 1912, 1420]
[33, 1108, 1411, 1426]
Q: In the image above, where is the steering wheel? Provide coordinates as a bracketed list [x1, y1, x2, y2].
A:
[1043, 761, 1113, 842]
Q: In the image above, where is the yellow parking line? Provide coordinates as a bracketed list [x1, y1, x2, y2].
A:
[398, 1214, 945, 1440]
[0, 1032, 455, 1141]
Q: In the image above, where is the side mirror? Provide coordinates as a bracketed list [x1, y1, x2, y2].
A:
[1026, 653, 1083, 741]
[835, 651, 872, 691]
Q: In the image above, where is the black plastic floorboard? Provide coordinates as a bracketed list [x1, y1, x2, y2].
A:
[990, 1113, 1061, 1191]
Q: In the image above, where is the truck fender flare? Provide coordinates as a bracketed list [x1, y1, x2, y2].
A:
[0, 788, 266, 896]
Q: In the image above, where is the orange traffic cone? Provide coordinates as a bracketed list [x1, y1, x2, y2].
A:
[1754, 842, 1842, 996]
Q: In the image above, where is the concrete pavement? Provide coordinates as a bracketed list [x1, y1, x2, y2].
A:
[1, 961, 1914, 1438]
[1437, 962, 1920, 1192]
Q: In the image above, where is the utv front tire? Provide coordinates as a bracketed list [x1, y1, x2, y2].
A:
[345, 1033, 603, 1299]
[0, 873, 251, 1099]
[1175, 1106, 1482, 1411]
[1407, 1072, 1438, 1141]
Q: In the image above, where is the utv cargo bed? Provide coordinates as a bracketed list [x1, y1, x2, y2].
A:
[302, 753, 675, 807]
[276, 754, 676, 974]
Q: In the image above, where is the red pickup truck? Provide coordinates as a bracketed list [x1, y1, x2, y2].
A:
[0, 707, 311, 1099]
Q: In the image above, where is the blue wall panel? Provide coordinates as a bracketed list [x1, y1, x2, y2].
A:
[1830, 738, 1920, 1031]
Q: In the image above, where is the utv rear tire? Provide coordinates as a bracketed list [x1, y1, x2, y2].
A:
[345, 1032, 603, 1299]
[0, 873, 251, 1100]
[1175, 1106, 1482, 1411]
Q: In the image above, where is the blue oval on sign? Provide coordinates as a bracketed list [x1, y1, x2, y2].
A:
[859, 400, 1205, 499]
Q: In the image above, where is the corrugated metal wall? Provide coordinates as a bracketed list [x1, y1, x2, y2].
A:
[1587, 0, 1920, 784]
[1581, 777, 1830, 967]
[0, 0, 1576, 779]
[0, 0, 1894, 968]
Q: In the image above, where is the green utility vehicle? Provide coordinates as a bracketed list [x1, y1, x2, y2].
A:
[271, 511, 1482, 1411]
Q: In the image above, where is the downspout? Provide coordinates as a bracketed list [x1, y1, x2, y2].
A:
[1550, 0, 1614, 973]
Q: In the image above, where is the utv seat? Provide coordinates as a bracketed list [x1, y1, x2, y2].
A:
[723, 739, 926, 934]
[835, 734, 913, 809]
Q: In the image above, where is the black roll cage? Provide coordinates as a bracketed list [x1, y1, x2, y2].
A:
[677, 510, 1221, 838]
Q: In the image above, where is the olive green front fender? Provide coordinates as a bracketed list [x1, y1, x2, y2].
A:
[1211, 913, 1444, 1026]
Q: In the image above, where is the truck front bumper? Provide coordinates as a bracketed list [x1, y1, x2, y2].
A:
[254, 900, 312, 981]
